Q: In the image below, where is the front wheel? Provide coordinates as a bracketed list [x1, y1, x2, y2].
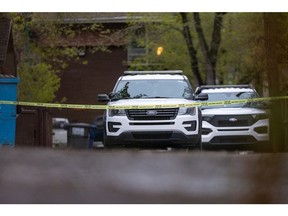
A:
[103, 129, 112, 148]
[103, 129, 122, 149]
[195, 137, 203, 151]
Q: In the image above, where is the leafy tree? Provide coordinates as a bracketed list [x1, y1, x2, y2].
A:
[6, 12, 109, 102]
[126, 12, 288, 94]
[181, 12, 226, 85]
[264, 13, 288, 152]
[127, 13, 199, 87]
[180, 13, 203, 86]
[18, 63, 60, 102]
[217, 13, 267, 94]
[126, 13, 226, 87]
[126, 13, 225, 86]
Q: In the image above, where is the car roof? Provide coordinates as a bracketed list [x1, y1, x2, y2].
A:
[201, 88, 254, 93]
[124, 70, 183, 75]
[120, 74, 186, 80]
[195, 85, 255, 94]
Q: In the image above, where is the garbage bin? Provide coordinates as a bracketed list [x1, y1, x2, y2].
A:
[67, 123, 92, 149]
[0, 74, 20, 146]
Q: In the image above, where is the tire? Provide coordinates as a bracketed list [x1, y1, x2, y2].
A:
[103, 128, 121, 149]
[103, 128, 112, 148]
[195, 136, 203, 151]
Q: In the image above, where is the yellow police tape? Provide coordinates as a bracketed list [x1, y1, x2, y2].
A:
[0, 96, 288, 110]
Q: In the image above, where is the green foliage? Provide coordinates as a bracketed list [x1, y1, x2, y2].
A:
[18, 63, 60, 102]
[126, 13, 285, 91]
[126, 13, 221, 87]
[127, 13, 196, 83]
[217, 13, 266, 87]
[8, 12, 109, 102]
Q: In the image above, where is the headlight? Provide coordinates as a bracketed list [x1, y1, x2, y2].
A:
[202, 115, 214, 122]
[109, 109, 126, 117]
[178, 107, 196, 115]
[253, 113, 269, 121]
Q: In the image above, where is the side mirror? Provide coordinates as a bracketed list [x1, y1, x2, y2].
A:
[195, 93, 208, 101]
[108, 92, 116, 99]
[257, 101, 271, 110]
[98, 94, 109, 102]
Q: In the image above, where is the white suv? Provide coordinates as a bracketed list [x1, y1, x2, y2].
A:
[98, 70, 208, 148]
[195, 85, 270, 151]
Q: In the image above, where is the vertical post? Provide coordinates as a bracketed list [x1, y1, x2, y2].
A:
[264, 13, 285, 152]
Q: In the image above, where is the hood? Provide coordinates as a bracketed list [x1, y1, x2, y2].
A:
[201, 107, 267, 115]
[109, 98, 196, 107]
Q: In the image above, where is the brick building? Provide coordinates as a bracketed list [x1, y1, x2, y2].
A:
[50, 13, 137, 124]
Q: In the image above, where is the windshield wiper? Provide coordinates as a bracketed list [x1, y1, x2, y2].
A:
[236, 92, 246, 97]
[146, 96, 170, 98]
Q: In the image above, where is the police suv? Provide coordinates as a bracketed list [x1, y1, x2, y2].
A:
[195, 85, 270, 151]
[98, 70, 208, 148]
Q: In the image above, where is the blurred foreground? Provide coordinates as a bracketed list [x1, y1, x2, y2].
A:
[0, 147, 287, 204]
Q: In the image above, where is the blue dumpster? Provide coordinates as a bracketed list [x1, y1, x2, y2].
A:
[0, 74, 20, 146]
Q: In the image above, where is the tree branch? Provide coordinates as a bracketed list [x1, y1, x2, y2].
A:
[180, 12, 203, 86]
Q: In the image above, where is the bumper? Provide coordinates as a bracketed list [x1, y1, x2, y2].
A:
[106, 115, 200, 135]
[201, 119, 269, 145]
[105, 131, 200, 147]
[104, 114, 201, 147]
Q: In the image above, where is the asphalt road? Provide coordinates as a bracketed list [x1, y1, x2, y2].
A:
[0, 147, 287, 204]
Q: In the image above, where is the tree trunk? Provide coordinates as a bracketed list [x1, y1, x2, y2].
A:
[210, 13, 225, 84]
[180, 12, 203, 86]
[264, 13, 285, 152]
[193, 13, 214, 85]
[193, 12, 225, 85]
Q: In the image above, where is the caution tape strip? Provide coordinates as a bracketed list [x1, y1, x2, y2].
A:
[0, 96, 288, 110]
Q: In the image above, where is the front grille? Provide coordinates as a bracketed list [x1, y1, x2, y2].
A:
[132, 132, 172, 139]
[126, 108, 178, 120]
[205, 115, 255, 127]
[129, 122, 174, 125]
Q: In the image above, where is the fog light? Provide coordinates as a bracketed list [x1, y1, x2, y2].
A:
[108, 122, 121, 132]
[202, 128, 212, 135]
[254, 126, 268, 134]
[183, 121, 196, 131]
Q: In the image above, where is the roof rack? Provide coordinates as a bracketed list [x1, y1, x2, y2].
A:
[124, 70, 183, 75]
[195, 84, 253, 94]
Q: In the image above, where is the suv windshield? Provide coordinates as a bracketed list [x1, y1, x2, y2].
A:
[202, 91, 261, 109]
[113, 79, 193, 100]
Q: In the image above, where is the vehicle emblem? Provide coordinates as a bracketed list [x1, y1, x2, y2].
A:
[146, 110, 158, 116]
[229, 117, 238, 122]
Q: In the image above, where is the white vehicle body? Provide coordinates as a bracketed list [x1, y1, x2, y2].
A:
[196, 85, 270, 148]
[99, 71, 207, 148]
